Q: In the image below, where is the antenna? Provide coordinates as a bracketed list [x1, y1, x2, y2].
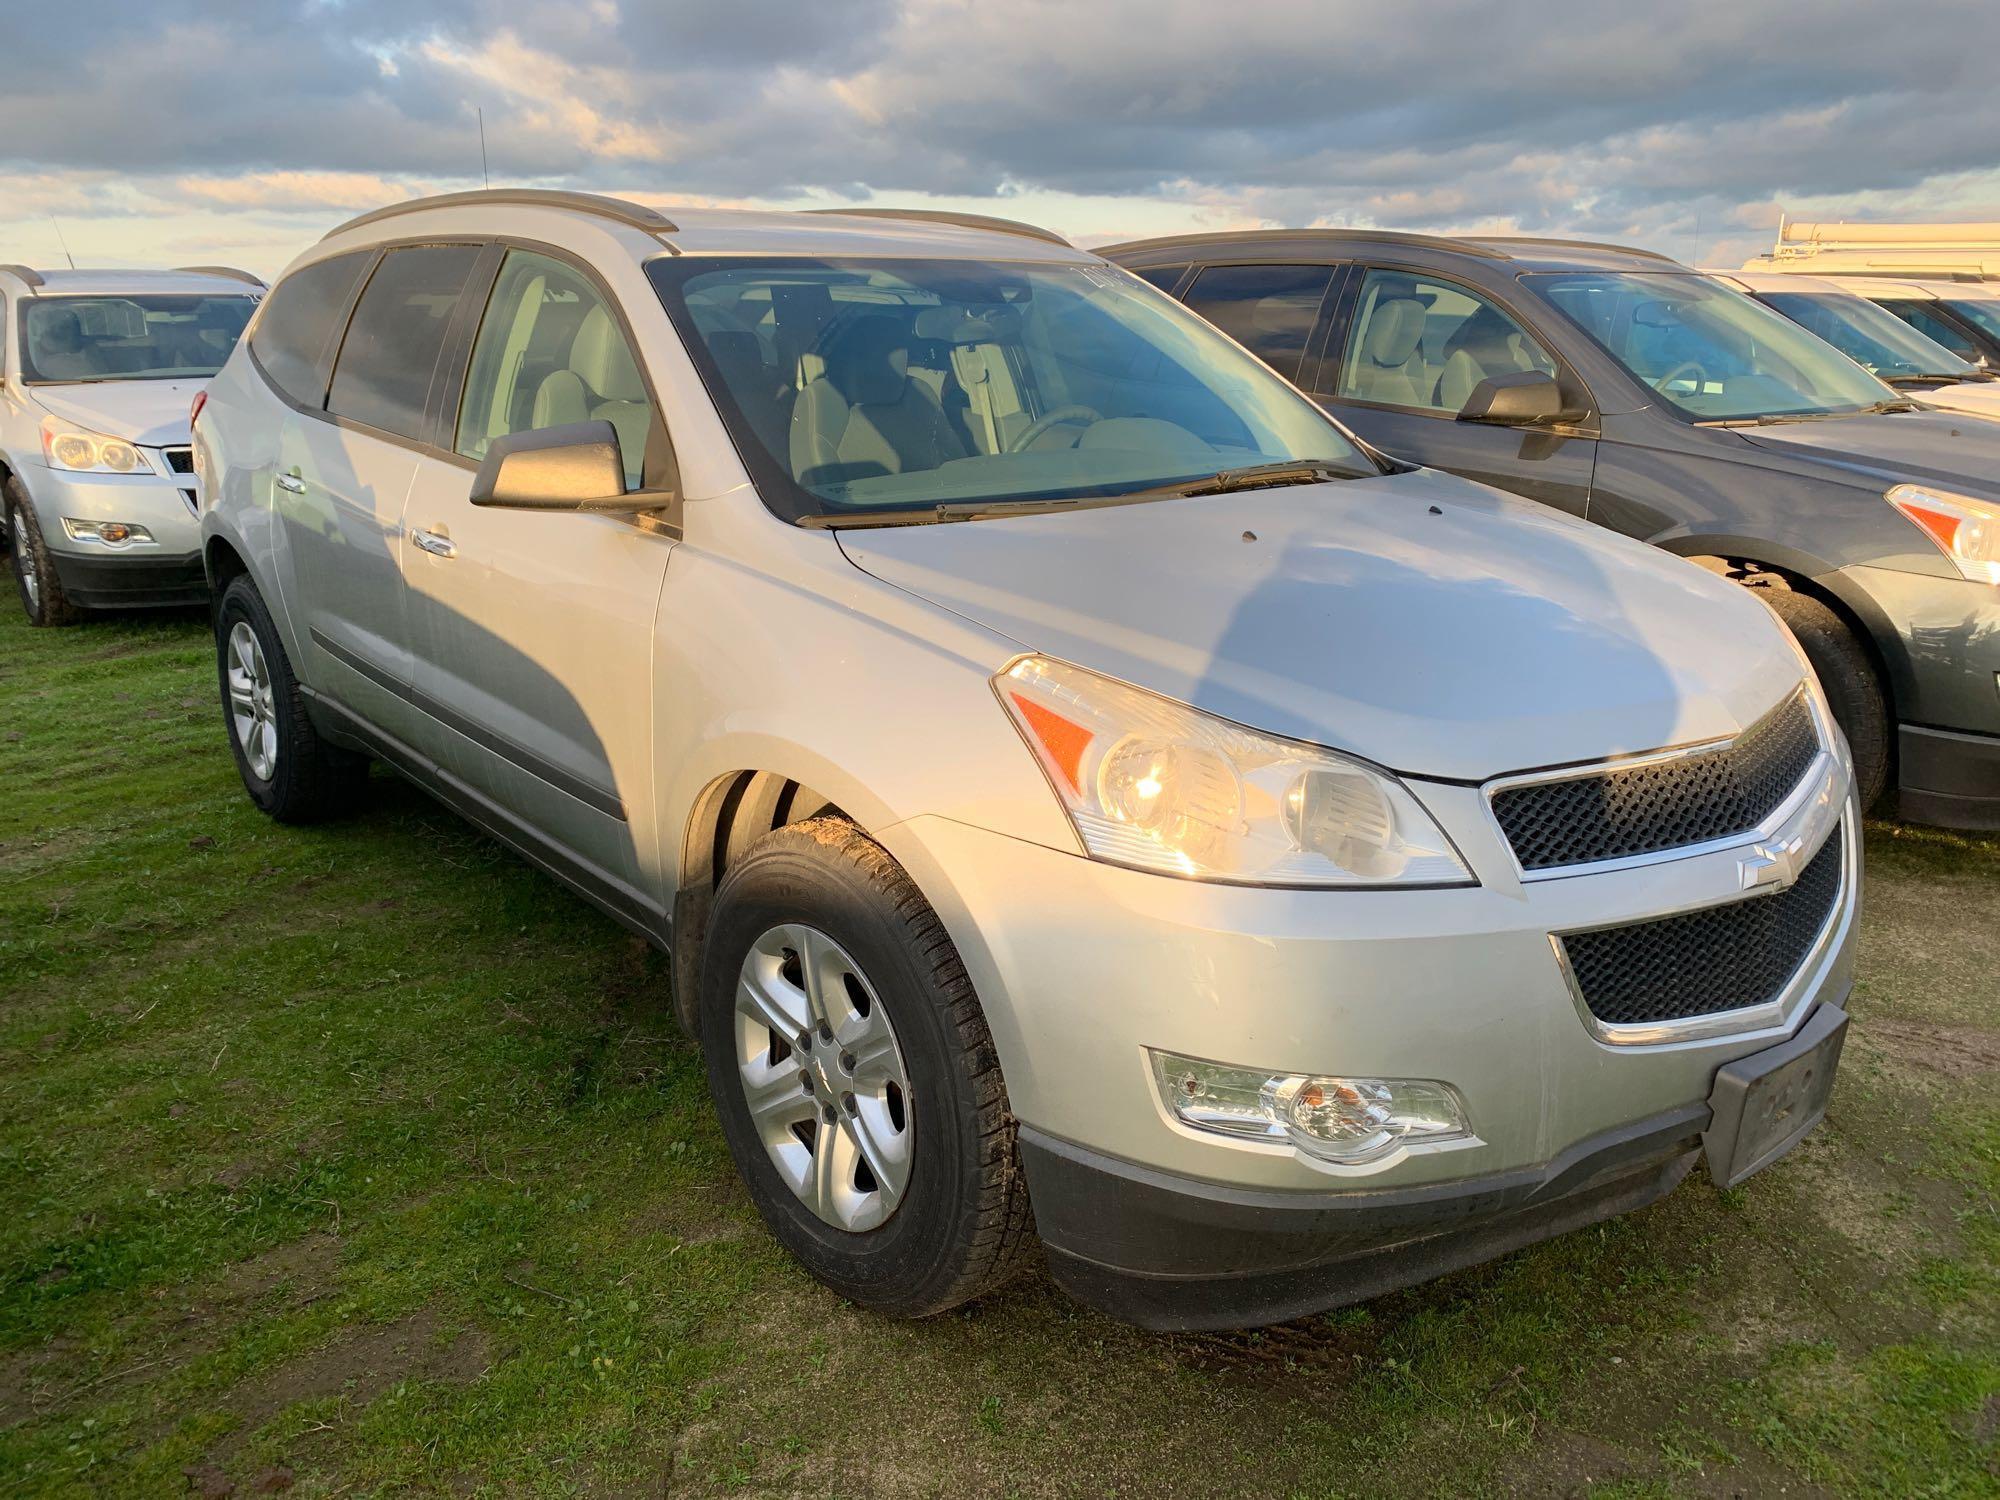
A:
[477, 106, 490, 189]
[49, 216, 75, 270]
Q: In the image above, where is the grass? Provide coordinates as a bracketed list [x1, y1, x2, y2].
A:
[0, 608, 1994, 1497]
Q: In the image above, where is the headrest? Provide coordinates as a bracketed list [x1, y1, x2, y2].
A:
[571, 305, 646, 402]
[1444, 306, 1521, 360]
[824, 315, 910, 406]
[1365, 297, 1426, 366]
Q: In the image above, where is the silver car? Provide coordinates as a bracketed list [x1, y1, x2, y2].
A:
[194, 191, 1857, 1331]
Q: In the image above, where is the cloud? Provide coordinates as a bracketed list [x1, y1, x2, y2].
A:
[1, 0, 1998, 268]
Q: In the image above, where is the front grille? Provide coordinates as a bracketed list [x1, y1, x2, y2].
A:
[1558, 833, 1842, 1028]
[1492, 692, 1820, 871]
[162, 447, 194, 475]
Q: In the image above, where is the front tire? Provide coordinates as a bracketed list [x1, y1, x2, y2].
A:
[699, 818, 1033, 1317]
[6, 481, 81, 627]
[214, 574, 369, 822]
[1758, 587, 1888, 810]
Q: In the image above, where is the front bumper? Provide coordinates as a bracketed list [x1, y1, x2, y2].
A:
[1021, 1002, 1847, 1330]
[15, 462, 206, 609]
[877, 720, 1857, 1325]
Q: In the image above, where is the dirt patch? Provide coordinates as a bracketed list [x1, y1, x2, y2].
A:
[1857, 1017, 2000, 1079]
[1165, 1316, 1381, 1386]
[201, 1305, 490, 1467]
[0, 1235, 345, 1432]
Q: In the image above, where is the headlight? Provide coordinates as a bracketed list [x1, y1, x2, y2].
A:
[1886, 484, 2000, 584]
[40, 416, 147, 475]
[1150, 1050, 1472, 1166]
[996, 655, 1471, 886]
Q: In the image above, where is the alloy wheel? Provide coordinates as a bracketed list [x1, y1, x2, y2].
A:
[734, 923, 914, 1232]
[226, 621, 278, 781]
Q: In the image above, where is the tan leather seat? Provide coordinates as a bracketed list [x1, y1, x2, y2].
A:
[532, 306, 653, 481]
[789, 315, 967, 485]
[1346, 295, 1429, 406]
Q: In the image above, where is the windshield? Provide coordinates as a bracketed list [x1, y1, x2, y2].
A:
[1526, 271, 1893, 420]
[647, 257, 1369, 522]
[18, 294, 256, 384]
[1755, 288, 1978, 382]
[1939, 293, 2000, 343]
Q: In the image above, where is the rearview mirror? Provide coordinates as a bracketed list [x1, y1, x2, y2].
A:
[469, 421, 663, 512]
[1457, 370, 1567, 426]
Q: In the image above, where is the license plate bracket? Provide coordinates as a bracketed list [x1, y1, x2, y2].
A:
[1704, 1004, 1847, 1189]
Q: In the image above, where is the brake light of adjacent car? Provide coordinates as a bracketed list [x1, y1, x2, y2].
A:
[189, 390, 208, 428]
[996, 655, 1471, 887]
[1886, 484, 2000, 584]
[40, 415, 145, 475]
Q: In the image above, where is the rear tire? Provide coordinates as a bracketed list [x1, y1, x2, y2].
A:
[215, 574, 369, 822]
[1758, 587, 1888, 810]
[699, 817, 1034, 1317]
[6, 481, 81, 627]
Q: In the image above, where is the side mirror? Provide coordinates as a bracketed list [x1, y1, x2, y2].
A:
[469, 421, 662, 512]
[1457, 370, 1567, 426]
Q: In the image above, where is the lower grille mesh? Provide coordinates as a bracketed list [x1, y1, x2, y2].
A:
[1559, 833, 1843, 1028]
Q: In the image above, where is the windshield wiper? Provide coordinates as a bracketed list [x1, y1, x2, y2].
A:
[1866, 398, 1926, 414]
[796, 460, 1357, 530]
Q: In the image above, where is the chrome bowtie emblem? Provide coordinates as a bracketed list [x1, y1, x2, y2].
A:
[1739, 835, 1805, 893]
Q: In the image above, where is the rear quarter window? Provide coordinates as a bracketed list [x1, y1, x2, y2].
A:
[326, 245, 482, 442]
[249, 251, 373, 408]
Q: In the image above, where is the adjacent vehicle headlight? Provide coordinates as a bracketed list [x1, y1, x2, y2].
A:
[40, 416, 148, 476]
[996, 655, 1470, 886]
[1886, 484, 2000, 584]
[1150, 1050, 1472, 1166]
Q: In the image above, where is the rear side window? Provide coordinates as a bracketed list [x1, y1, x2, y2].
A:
[250, 251, 372, 408]
[1182, 264, 1336, 380]
[1128, 263, 1189, 294]
[327, 246, 481, 441]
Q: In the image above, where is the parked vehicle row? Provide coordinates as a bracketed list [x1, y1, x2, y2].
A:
[164, 192, 1864, 1330]
[1101, 231, 2000, 831]
[0, 265, 263, 623]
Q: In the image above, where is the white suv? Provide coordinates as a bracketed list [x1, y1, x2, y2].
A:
[0, 265, 261, 624]
[194, 191, 1857, 1330]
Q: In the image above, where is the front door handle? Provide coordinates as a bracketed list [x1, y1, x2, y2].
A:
[410, 527, 457, 559]
[274, 468, 305, 494]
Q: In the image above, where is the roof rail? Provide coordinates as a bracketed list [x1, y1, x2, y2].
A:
[175, 264, 266, 287]
[1095, 228, 1510, 260]
[805, 207, 1071, 247]
[1467, 235, 1680, 263]
[0, 264, 45, 287]
[323, 189, 679, 241]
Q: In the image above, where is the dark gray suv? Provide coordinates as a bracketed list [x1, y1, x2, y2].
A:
[1103, 232, 2000, 829]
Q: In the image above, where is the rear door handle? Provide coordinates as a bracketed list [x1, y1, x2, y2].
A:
[274, 468, 305, 494]
[411, 527, 456, 559]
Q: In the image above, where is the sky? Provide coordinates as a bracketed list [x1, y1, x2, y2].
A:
[2, 0, 1999, 279]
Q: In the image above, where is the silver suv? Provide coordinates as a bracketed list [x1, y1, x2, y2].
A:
[194, 191, 1857, 1330]
[0, 265, 261, 624]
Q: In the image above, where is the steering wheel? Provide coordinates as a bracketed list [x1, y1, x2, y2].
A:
[1007, 405, 1100, 453]
[1652, 360, 1709, 394]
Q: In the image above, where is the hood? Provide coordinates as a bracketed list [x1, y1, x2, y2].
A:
[838, 472, 1803, 781]
[1916, 382, 2000, 421]
[30, 380, 204, 449]
[1734, 408, 2000, 495]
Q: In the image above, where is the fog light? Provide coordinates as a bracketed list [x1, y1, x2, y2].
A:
[1149, 1049, 1471, 1165]
[62, 519, 155, 546]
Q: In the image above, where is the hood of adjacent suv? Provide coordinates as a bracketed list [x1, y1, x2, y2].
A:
[31, 380, 203, 450]
[838, 471, 1801, 781]
[1733, 407, 2000, 494]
